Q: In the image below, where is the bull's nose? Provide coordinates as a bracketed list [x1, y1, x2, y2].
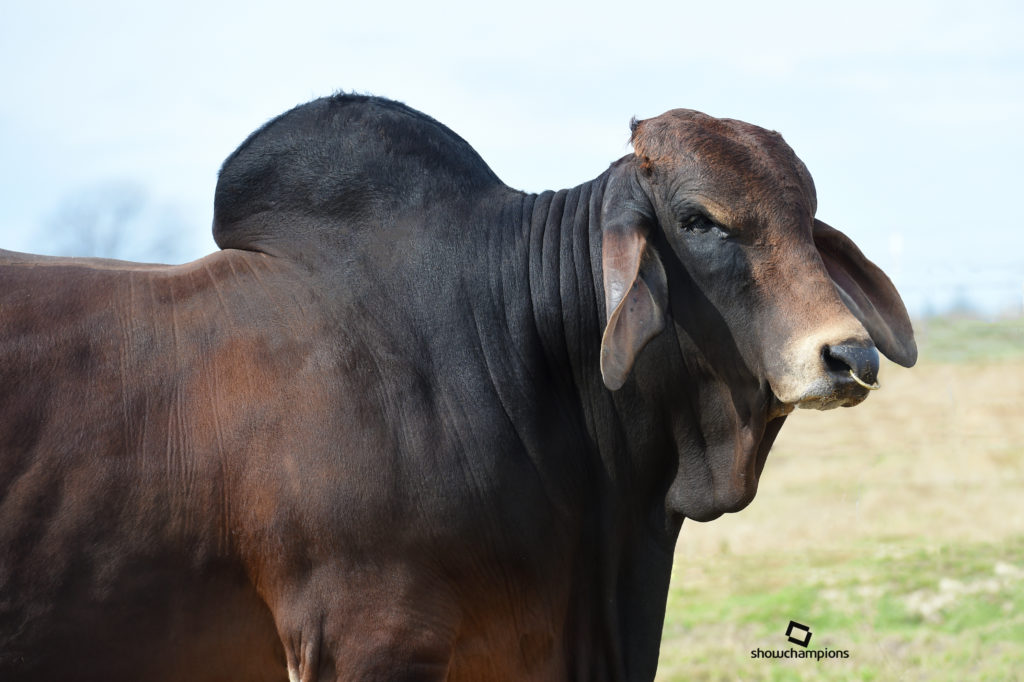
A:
[823, 342, 880, 389]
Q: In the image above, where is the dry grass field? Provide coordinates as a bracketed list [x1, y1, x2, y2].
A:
[656, 316, 1024, 681]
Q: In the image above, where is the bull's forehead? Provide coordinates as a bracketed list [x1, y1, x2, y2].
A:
[632, 109, 818, 225]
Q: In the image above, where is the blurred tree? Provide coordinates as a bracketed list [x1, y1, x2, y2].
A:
[41, 181, 194, 264]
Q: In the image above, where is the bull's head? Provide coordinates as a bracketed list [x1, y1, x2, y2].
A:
[599, 109, 916, 520]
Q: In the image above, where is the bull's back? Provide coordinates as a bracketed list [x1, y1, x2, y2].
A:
[0, 250, 287, 680]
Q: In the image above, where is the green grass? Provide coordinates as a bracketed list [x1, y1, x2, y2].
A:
[657, 536, 1024, 681]
[914, 315, 1024, 364]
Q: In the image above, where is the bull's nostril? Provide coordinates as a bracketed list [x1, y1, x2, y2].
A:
[823, 343, 880, 388]
[822, 348, 849, 375]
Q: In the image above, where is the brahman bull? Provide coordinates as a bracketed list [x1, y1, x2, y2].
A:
[0, 94, 915, 681]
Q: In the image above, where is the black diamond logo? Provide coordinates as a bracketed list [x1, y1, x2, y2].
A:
[785, 620, 812, 647]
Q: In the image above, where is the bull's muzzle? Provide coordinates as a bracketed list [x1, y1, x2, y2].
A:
[793, 340, 880, 410]
[822, 342, 880, 391]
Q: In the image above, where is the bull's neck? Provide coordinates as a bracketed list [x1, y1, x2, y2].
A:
[485, 171, 678, 681]
[514, 169, 675, 504]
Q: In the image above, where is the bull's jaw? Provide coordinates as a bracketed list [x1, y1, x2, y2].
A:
[779, 369, 876, 411]
[770, 375, 874, 412]
[795, 385, 871, 411]
[767, 392, 797, 419]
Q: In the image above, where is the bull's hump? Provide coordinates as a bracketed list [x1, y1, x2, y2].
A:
[211, 94, 505, 255]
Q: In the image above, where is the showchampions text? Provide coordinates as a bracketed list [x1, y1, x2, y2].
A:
[750, 647, 850, 660]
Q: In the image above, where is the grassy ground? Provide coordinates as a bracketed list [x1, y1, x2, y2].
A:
[657, 316, 1024, 680]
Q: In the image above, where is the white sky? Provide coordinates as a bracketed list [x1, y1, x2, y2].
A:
[2, 0, 1022, 315]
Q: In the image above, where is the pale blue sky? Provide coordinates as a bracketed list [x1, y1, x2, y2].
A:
[2, 0, 1022, 315]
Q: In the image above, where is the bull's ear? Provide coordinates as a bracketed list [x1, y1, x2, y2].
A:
[600, 179, 668, 390]
[813, 219, 917, 367]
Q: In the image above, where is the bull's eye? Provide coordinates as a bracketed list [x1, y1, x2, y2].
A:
[680, 213, 716, 233]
